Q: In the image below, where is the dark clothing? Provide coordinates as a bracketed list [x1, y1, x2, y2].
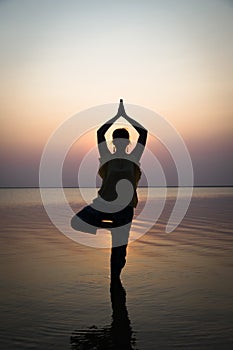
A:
[72, 203, 133, 234]
[98, 157, 141, 207]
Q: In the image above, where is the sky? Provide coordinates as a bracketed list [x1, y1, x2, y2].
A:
[0, 0, 232, 187]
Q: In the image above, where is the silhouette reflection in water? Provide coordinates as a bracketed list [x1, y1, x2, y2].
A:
[70, 280, 137, 349]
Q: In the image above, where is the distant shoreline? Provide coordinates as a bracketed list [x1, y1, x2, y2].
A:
[1, 186, 233, 189]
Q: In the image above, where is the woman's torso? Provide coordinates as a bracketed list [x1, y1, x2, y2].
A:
[98, 156, 141, 208]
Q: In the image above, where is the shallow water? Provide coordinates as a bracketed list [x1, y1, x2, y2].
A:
[0, 188, 233, 349]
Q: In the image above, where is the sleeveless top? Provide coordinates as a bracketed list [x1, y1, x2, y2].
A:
[98, 155, 141, 208]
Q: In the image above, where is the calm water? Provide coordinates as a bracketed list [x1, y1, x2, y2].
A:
[0, 188, 233, 349]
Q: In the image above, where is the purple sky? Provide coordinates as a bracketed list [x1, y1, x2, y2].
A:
[0, 0, 232, 187]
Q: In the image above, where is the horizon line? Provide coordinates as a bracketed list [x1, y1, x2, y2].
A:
[0, 185, 233, 189]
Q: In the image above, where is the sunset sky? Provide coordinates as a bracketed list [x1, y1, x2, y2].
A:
[0, 0, 232, 187]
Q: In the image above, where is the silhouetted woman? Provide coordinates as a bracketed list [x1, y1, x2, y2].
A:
[96, 100, 147, 279]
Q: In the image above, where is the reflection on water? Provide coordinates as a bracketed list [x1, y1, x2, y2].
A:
[70, 280, 136, 350]
[1, 188, 233, 349]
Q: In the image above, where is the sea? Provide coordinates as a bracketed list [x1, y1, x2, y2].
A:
[0, 187, 233, 349]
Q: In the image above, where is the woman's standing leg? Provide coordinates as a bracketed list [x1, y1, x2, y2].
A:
[110, 222, 131, 279]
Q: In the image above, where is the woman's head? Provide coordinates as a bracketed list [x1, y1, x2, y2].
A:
[112, 128, 130, 140]
[112, 128, 130, 152]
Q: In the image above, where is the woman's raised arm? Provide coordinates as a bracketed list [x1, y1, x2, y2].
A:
[97, 114, 119, 157]
[119, 100, 148, 160]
